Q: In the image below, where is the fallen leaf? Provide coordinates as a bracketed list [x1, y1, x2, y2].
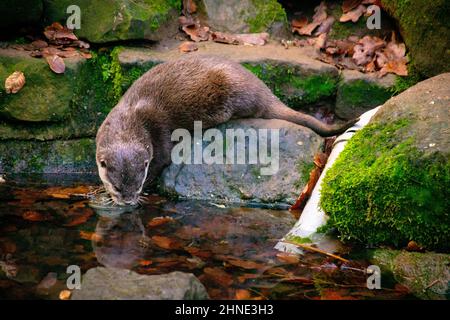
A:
[315, 33, 328, 50]
[235, 289, 251, 300]
[147, 216, 175, 227]
[22, 211, 49, 222]
[219, 256, 265, 270]
[276, 252, 300, 264]
[184, 246, 212, 259]
[79, 230, 102, 242]
[5, 71, 25, 94]
[182, 22, 210, 42]
[203, 267, 233, 287]
[45, 186, 90, 199]
[340, 4, 366, 23]
[236, 33, 269, 46]
[352, 35, 385, 65]
[291, 16, 308, 29]
[179, 41, 198, 52]
[31, 40, 48, 49]
[151, 235, 183, 250]
[63, 209, 93, 227]
[45, 54, 65, 74]
[315, 16, 335, 35]
[342, 0, 363, 13]
[295, 2, 327, 35]
[59, 290, 71, 300]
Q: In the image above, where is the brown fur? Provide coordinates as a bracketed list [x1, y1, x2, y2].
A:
[96, 55, 357, 204]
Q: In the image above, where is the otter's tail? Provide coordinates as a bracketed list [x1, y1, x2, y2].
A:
[263, 103, 358, 137]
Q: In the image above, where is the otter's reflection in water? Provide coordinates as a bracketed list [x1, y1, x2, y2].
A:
[92, 210, 151, 269]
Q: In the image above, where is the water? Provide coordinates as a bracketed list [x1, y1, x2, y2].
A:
[0, 175, 414, 300]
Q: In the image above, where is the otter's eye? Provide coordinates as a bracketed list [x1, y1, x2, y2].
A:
[144, 160, 149, 167]
[100, 160, 107, 168]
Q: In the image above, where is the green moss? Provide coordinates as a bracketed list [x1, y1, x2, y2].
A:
[381, 0, 450, 77]
[43, 0, 181, 43]
[285, 234, 313, 244]
[294, 160, 315, 189]
[336, 79, 392, 116]
[246, 0, 287, 33]
[242, 62, 338, 108]
[0, 55, 76, 122]
[320, 119, 450, 250]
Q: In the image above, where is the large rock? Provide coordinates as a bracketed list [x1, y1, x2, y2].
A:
[381, 0, 450, 77]
[43, 0, 181, 43]
[320, 73, 450, 250]
[370, 249, 450, 300]
[161, 119, 323, 205]
[71, 268, 209, 300]
[200, 0, 288, 37]
[0, 50, 82, 122]
[0, 138, 96, 174]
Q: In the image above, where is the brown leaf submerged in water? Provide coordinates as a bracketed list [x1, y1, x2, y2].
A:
[203, 267, 234, 287]
[5, 71, 26, 94]
[147, 216, 175, 227]
[151, 235, 184, 250]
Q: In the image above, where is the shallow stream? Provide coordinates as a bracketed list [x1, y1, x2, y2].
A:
[0, 175, 414, 300]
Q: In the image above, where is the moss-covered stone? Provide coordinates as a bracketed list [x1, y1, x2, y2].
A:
[0, 51, 78, 122]
[320, 73, 450, 250]
[370, 249, 450, 299]
[0, 138, 96, 173]
[242, 62, 338, 109]
[381, 0, 450, 77]
[43, 0, 181, 43]
[335, 79, 393, 119]
[201, 0, 288, 36]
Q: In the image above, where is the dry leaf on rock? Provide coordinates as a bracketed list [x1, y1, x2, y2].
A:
[291, 16, 308, 29]
[179, 41, 198, 52]
[342, 0, 363, 13]
[340, 4, 366, 23]
[352, 35, 385, 65]
[315, 16, 335, 35]
[45, 54, 65, 73]
[296, 2, 327, 36]
[5, 71, 25, 94]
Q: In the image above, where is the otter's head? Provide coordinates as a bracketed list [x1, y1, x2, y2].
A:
[96, 143, 152, 205]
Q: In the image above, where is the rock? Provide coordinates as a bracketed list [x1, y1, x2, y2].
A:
[200, 0, 288, 37]
[370, 249, 450, 300]
[335, 70, 395, 119]
[0, 50, 82, 122]
[381, 0, 450, 77]
[71, 268, 209, 300]
[161, 119, 323, 205]
[0, 0, 43, 32]
[43, 0, 181, 43]
[0, 138, 96, 173]
[320, 73, 450, 250]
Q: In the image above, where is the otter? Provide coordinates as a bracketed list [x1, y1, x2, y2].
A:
[96, 55, 357, 205]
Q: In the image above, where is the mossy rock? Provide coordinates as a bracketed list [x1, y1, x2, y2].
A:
[381, 0, 450, 77]
[0, 51, 80, 122]
[370, 249, 450, 299]
[43, 0, 181, 43]
[0, 138, 96, 173]
[0, 48, 124, 139]
[201, 0, 288, 36]
[335, 79, 393, 120]
[242, 61, 339, 109]
[0, 0, 43, 34]
[320, 73, 450, 250]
